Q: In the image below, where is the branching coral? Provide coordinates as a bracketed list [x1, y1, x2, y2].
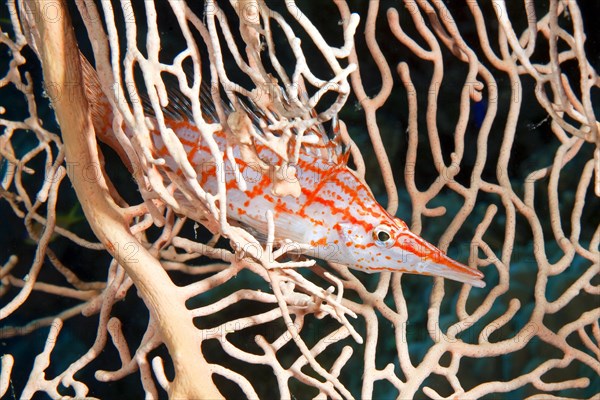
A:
[0, 0, 598, 399]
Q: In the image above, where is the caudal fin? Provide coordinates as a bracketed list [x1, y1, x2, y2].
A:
[79, 53, 131, 169]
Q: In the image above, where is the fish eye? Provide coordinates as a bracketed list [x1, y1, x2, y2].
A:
[377, 230, 390, 242]
[373, 225, 394, 247]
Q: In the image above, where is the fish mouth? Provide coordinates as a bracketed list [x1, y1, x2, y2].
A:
[397, 232, 486, 288]
[414, 257, 486, 288]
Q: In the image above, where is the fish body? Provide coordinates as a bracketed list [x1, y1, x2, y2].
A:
[154, 122, 485, 287]
[82, 57, 485, 287]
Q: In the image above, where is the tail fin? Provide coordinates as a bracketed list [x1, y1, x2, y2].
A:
[79, 53, 131, 169]
[20, 0, 131, 170]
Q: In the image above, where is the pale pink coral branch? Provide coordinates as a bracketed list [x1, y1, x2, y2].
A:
[1, 0, 598, 398]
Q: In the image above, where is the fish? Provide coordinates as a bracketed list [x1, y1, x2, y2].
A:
[25, 203, 85, 245]
[80, 55, 485, 288]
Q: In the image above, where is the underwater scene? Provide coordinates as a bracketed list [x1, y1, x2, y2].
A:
[1, 1, 599, 399]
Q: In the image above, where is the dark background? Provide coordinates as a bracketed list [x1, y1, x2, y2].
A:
[1, 1, 598, 398]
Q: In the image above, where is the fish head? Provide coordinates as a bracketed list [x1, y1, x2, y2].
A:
[327, 212, 485, 288]
[295, 162, 484, 287]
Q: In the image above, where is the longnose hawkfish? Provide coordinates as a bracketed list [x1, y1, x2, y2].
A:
[81, 57, 485, 288]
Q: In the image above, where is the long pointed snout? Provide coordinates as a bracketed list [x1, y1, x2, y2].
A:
[395, 231, 485, 288]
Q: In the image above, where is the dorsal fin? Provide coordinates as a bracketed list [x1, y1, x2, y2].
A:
[141, 77, 347, 164]
[298, 113, 347, 165]
[141, 82, 223, 124]
[338, 141, 351, 166]
[235, 86, 347, 162]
